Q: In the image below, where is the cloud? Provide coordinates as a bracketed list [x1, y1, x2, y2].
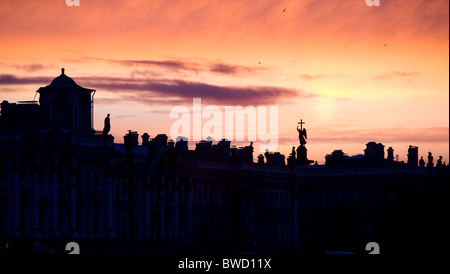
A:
[209, 63, 264, 75]
[89, 77, 309, 105]
[144, 109, 176, 114]
[373, 71, 419, 81]
[114, 115, 136, 119]
[115, 96, 187, 106]
[299, 74, 342, 81]
[0, 74, 52, 85]
[1, 73, 315, 105]
[209, 63, 238, 74]
[0, 62, 53, 73]
[300, 0, 449, 41]
[113, 59, 195, 71]
[79, 56, 264, 76]
[336, 97, 351, 102]
[1, 0, 447, 48]
[93, 98, 123, 105]
[310, 126, 449, 144]
[14, 63, 46, 72]
[75, 56, 197, 72]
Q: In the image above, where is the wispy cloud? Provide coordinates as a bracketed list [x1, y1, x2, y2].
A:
[111, 96, 186, 106]
[114, 115, 136, 119]
[89, 77, 309, 105]
[299, 74, 342, 81]
[14, 63, 47, 72]
[1, 73, 315, 105]
[0, 74, 52, 85]
[0, 62, 53, 73]
[311, 126, 448, 144]
[79, 56, 264, 76]
[209, 63, 265, 75]
[275, 126, 449, 154]
[373, 71, 419, 81]
[114, 59, 195, 71]
[336, 97, 351, 102]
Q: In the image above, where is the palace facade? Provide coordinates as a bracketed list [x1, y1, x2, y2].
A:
[0, 69, 448, 254]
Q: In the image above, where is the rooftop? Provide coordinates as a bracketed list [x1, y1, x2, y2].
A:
[37, 68, 95, 93]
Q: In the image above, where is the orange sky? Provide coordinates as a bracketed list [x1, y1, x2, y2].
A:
[1, 0, 448, 164]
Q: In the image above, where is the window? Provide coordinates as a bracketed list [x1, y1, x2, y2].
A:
[57, 171, 63, 185]
[0, 167, 5, 182]
[85, 170, 91, 186]
[285, 193, 290, 208]
[19, 168, 26, 182]
[92, 171, 98, 187]
[39, 170, 44, 185]
[76, 198, 84, 233]
[75, 173, 81, 186]
[0, 207, 4, 233]
[92, 211, 99, 234]
[74, 107, 78, 129]
[120, 178, 128, 200]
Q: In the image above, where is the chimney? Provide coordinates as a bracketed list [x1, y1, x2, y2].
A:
[168, 139, 175, 149]
[407, 145, 418, 167]
[387, 147, 394, 161]
[258, 154, 265, 164]
[141, 133, 150, 146]
[124, 130, 139, 147]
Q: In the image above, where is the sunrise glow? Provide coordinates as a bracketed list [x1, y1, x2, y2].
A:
[1, 0, 448, 164]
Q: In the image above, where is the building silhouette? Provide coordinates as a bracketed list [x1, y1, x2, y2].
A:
[0, 69, 448, 254]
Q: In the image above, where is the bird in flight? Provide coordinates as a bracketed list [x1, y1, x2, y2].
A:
[258, 62, 261, 64]
[384, 44, 387, 46]
[283, 8, 286, 12]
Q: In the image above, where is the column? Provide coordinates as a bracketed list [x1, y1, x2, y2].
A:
[68, 156, 78, 237]
[103, 175, 113, 238]
[31, 161, 40, 238]
[97, 170, 104, 235]
[159, 176, 165, 238]
[80, 166, 86, 237]
[10, 157, 20, 236]
[152, 179, 157, 239]
[68, 172, 77, 238]
[142, 175, 151, 238]
[61, 164, 68, 237]
[292, 184, 299, 249]
[184, 177, 193, 243]
[173, 177, 179, 239]
[49, 157, 59, 237]
[41, 165, 49, 237]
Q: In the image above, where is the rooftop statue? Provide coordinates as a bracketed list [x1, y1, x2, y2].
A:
[297, 119, 307, 146]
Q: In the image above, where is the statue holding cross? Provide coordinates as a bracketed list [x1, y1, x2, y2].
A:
[295, 118, 314, 165]
[297, 119, 307, 146]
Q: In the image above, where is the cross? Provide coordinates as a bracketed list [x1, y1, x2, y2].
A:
[298, 119, 305, 130]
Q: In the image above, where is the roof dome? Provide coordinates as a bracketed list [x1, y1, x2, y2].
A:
[37, 68, 95, 95]
[48, 68, 81, 88]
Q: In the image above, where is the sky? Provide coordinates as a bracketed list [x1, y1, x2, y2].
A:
[0, 0, 448, 164]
